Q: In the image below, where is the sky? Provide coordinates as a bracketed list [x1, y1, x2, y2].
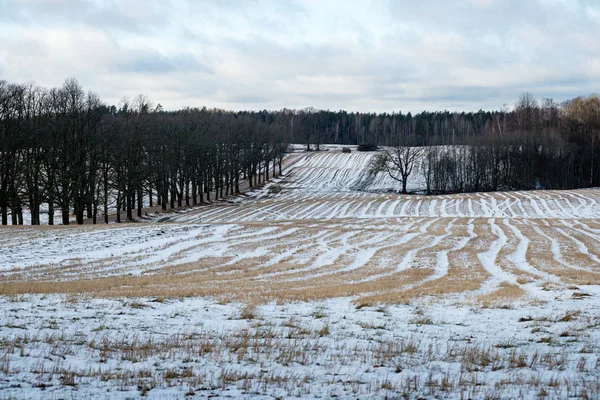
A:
[1, 0, 599, 112]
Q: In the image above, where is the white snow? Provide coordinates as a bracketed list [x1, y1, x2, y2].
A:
[2, 146, 600, 399]
[1, 294, 600, 399]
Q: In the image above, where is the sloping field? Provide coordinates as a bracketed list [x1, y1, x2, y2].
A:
[171, 151, 600, 222]
[2, 149, 600, 398]
[2, 150, 599, 305]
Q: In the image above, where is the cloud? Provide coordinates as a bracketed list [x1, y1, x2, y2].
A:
[0, 0, 171, 34]
[116, 51, 212, 74]
[0, 0, 599, 112]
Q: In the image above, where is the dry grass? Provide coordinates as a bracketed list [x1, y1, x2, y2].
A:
[479, 282, 527, 308]
[1, 314, 598, 398]
[2, 196, 600, 306]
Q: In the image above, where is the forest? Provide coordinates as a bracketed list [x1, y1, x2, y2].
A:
[1, 77, 599, 225]
[290, 94, 600, 194]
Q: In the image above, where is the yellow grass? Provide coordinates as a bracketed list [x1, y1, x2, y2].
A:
[2, 187, 600, 306]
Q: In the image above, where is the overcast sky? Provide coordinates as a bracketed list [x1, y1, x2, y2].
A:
[1, 0, 599, 112]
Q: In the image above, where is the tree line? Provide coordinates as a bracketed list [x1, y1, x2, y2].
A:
[371, 93, 600, 194]
[2, 76, 599, 225]
[288, 106, 504, 148]
[0, 78, 288, 225]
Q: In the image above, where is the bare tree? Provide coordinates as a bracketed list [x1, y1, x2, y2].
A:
[371, 139, 425, 194]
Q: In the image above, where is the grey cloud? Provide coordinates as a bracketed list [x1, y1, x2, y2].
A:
[223, 94, 270, 104]
[195, 0, 307, 33]
[1, 0, 599, 112]
[0, 0, 171, 34]
[225, 36, 352, 78]
[388, 0, 596, 37]
[116, 51, 212, 74]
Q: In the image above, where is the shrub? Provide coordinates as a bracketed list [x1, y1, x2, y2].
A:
[357, 142, 378, 151]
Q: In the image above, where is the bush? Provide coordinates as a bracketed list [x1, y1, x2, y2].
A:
[357, 142, 378, 151]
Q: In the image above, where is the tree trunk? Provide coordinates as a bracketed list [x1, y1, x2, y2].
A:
[17, 205, 23, 225]
[61, 204, 70, 225]
[103, 175, 108, 224]
[93, 201, 98, 224]
[137, 188, 143, 218]
[590, 136, 595, 186]
[77, 209, 84, 225]
[161, 189, 168, 211]
[170, 181, 176, 209]
[116, 191, 121, 223]
[48, 199, 54, 226]
[192, 181, 197, 205]
[265, 161, 269, 181]
[126, 192, 133, 221]
[185, 180, 190, 206]
[30, 199, 40, 225]
[86, 200, 93, 219]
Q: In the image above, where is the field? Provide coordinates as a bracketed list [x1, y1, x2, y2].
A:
[1, 147, 600, 398]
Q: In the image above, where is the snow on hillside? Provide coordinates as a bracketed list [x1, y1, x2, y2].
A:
[167, 150, 600, 223]
[2, 146, 600, 398]
[280, 148, 427, 193]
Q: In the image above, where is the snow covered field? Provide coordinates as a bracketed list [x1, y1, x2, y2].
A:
[1, 294, 599, 399]
[1, 148, 600, 398]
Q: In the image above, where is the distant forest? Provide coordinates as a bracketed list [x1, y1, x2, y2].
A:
[1, 77, 599, 225]
[289, 94, 600, 194]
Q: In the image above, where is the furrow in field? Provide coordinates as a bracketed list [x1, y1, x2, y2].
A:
[502, 219, 560, 283]
[3, 150, 600, 303]
[476, 219, 519, 290]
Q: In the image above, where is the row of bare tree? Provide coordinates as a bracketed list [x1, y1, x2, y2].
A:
[0, 79, 288, 225]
